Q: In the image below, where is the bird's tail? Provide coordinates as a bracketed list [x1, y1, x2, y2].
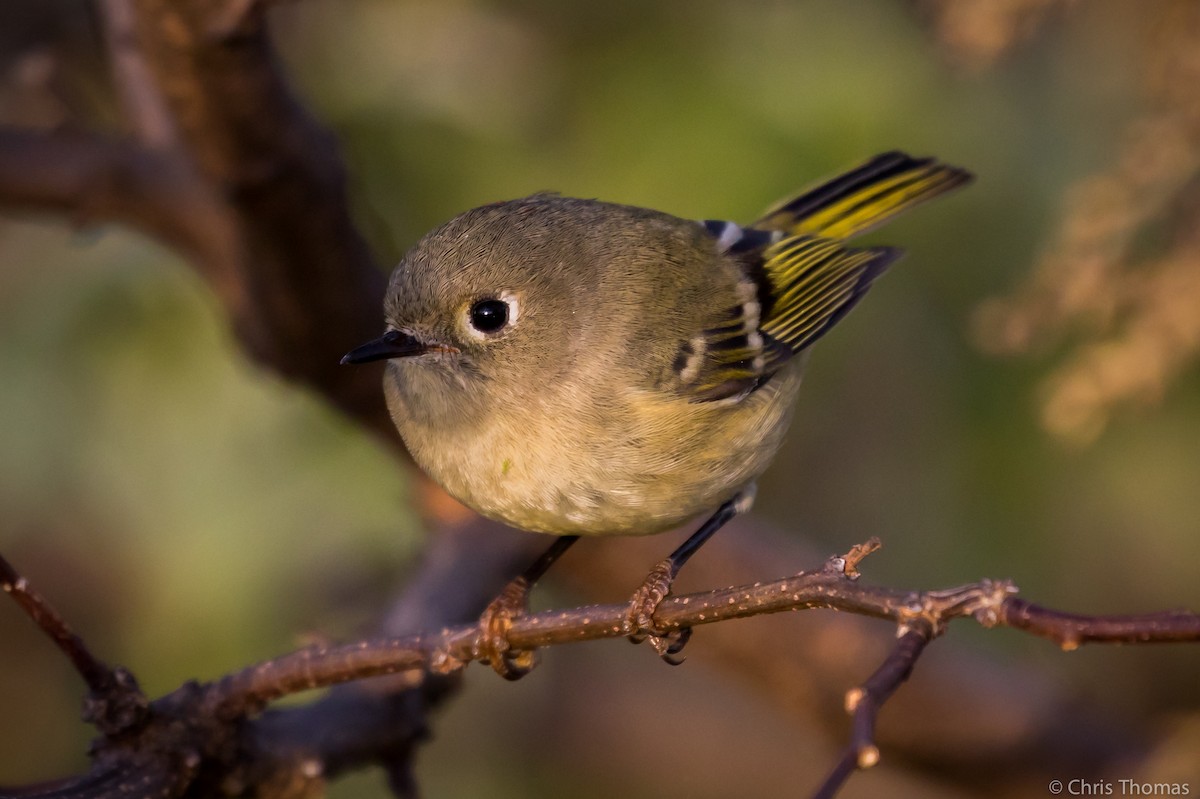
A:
[754, 151, 972, 240]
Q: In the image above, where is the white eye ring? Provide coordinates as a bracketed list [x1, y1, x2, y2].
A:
[463, 290, 520, 340]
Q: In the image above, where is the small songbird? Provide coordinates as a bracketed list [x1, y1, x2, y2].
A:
[344, 152, 971, 677]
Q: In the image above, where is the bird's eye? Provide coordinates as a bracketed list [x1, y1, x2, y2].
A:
[468, 298, 511, 334]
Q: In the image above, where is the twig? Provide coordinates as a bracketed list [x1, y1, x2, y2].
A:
[0, 553, 115, 694]
[835, 536, 882, 578]
[0, 553, 147, 736]
[205, 547, 914, 716]
[813, 626, 933, 799]
[1001, 598, 1200, 647]
[202, 544, 1199, 719]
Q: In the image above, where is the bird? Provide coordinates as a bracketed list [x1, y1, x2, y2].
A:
[343, 151, 972, 678]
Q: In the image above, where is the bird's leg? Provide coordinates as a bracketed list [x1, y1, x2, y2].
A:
[624, 487, 755, 663]
[477, 534, 580, 680]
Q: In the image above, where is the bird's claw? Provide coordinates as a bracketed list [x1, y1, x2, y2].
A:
[648, 626, 692, 665]
[624, 559, 693, 664]
[477, 576, 538, 680]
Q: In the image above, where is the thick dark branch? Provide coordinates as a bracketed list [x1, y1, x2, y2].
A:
[0, 127, 234, 269]
[127, 0, 392, 433]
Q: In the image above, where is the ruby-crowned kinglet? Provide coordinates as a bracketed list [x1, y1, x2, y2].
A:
[345, 152, 971, 674]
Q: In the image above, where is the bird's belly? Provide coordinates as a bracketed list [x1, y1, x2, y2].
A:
[442, 455, 746, 536]
[400, 368, 802, 537]
[417, 437, 716, 536]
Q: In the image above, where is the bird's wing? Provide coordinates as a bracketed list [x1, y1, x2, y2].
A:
[670, 152, 970, 403]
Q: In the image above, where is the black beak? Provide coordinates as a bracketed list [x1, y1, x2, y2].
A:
[341, 330, 427, 364]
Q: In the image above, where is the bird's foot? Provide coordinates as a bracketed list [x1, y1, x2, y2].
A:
[624, 559, 693, 665]
[476, 576, 538, 680]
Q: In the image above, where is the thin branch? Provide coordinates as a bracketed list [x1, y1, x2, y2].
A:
[813, 626, 933, 799]
[1001, 598, 1200, 647]
[203, 544, 1199, 721]
[0, 553, 147, 737]
[0, 553, 114, 694]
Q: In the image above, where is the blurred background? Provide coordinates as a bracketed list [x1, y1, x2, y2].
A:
[1, 0, 1198, 797]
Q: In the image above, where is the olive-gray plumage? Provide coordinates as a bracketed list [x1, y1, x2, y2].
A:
[380, 194, 803, 535]
[345, 153, 973, 546]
